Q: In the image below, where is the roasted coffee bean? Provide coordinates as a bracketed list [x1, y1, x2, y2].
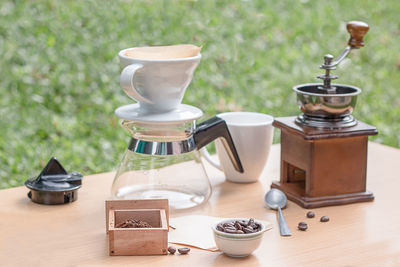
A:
[223, 222, 235, 228]
[306, 211, 315, 218]
[234, 221, 243, 230]
[247, 218, 255, 227]
[116, 219, 153, 228]
[225, 228, 239, 234]
[168, 246, 176, 254]
[216, 224, 225, 232]
[320, 216, 330, 222]
[298, 225, 307, 231]
[217, 218, 262, 234]
[178, 247, 190, 255]
[250, 223, 258, 230]
[243, 227, 255, 233]
[238, 220, 248, 227]
[298, 222, 308, 231]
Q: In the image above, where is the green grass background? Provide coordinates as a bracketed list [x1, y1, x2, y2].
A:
[1, 0, 399, 189]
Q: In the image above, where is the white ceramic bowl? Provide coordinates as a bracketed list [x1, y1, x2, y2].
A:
[212, 218, 267, 257]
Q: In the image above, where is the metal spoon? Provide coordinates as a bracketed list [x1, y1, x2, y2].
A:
[264, 188, 291, 236]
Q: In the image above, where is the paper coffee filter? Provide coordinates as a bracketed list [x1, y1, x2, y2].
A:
[124, 44, 201, 59]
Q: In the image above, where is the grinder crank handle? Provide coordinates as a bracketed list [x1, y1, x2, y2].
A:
[327, 21, 369, 67]
[194, 116, 244, 173]
[347, 21, 369, 48]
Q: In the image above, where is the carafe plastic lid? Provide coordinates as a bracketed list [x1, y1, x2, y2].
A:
[115, 104, 203, 124]
[25, 157, 82, 192]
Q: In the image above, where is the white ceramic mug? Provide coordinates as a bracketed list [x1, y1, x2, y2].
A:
[119, 48, 201, 113]
[201, 112, 274, 183]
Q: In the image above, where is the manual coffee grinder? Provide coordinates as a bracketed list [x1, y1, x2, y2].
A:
[271, 21, 378, 208]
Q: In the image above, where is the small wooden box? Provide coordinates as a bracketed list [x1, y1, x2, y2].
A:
[106, 199, 169, 256]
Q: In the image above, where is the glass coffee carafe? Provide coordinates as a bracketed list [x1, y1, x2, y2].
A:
[111, 104, 243, 210]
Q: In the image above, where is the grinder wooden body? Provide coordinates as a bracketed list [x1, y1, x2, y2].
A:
[271, 117, 377, 208]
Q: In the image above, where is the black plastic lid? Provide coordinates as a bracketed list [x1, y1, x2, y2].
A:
[25, 157, 82, 204]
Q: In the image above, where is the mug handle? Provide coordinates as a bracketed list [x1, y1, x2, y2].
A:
[120, 64, 152, 104]
[200, 147, 222, 171]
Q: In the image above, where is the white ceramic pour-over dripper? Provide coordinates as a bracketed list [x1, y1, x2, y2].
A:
[119, 48, 201, 113]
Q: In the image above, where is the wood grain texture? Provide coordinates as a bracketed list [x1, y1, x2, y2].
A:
[273, 116, 378, 140]
[108, 209, 168, 256]
[105, 199, 169, 234]
[1, 143, 400, 266]
[274, 117, 376, 208]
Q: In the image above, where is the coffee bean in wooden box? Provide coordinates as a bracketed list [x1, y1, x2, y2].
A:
[105, 199, 169, 256]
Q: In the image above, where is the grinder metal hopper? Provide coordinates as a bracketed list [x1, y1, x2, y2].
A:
[294, 21, 369, 129]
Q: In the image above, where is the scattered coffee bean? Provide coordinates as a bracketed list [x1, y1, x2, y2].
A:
[116, 219, 153, 228]
[215, 218, 261, 234]
[178, 247, 190, 255]
[320, 216, 330, 222]
[168, 246, 176, 254]
[298, 222, 308, 231]
[306, 211, 315, 218]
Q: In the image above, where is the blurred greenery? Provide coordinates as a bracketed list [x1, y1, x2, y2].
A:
[0, 0, 399, 189]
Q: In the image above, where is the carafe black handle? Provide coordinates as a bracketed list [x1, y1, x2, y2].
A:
[194, 116, 244, 173]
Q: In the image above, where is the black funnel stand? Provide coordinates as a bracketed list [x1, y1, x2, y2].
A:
[25, 157, 83, 205]
[194, 116, 244, 173]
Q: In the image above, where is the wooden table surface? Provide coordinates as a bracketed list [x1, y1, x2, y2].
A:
[1, 142, 400, 266]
